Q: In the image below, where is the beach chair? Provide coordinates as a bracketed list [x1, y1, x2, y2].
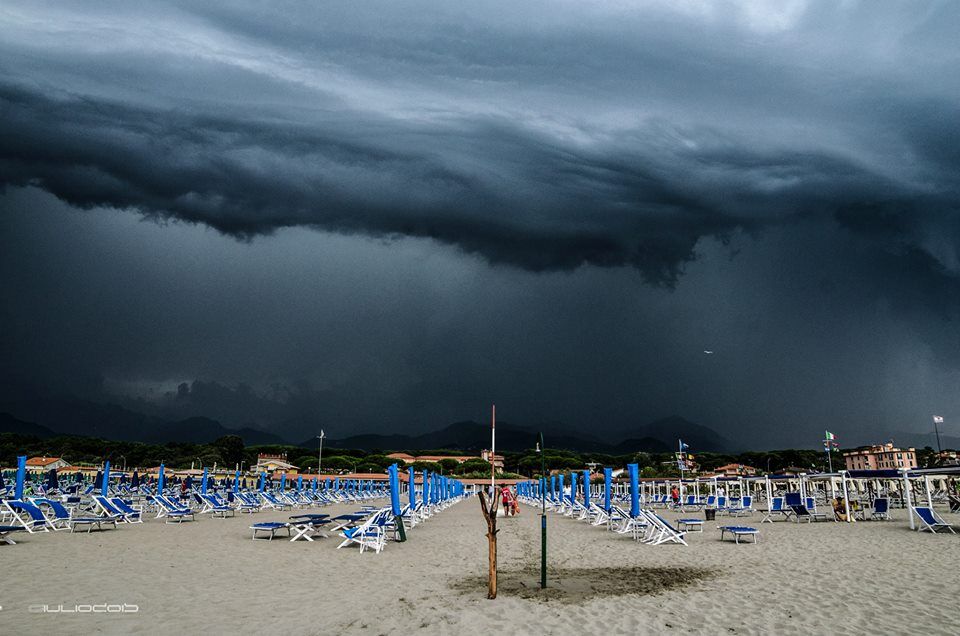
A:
[1, 525, 26, 544]
[288, 514, 331, 541]
[2, 500, 53, 533]
[199, 494, 236, 518]
[250, 522, 292, 540]
[870, 498, 890, 521]
[152, 495, 196, 523]
[94, 496, 143, 523]
[913, 507, 956, 534]
[761, 497, 787, 523]
[641, 510, 688, 546]
[718, 525, 760, 544]
[677, 518, 704, 533]
[337, 509, 390, 554]
[261, 492, 292, 511]
[30, 497, 118, 533]
[729, 496, 754, 517]
[789, 503, 826, 523]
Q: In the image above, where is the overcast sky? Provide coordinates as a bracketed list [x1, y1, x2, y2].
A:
[2, 1, 959, 447]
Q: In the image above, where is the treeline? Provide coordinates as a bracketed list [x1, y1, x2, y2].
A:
[0, 432, 945, 476]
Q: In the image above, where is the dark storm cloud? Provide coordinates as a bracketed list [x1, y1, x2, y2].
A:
[3, 1, 960, 447]
[2, 1, 958, 285]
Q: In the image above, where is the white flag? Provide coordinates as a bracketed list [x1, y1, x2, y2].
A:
[933, 415, 944, 424]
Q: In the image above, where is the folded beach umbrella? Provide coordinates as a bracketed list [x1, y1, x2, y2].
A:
[47, 468, 58, 490]
[15, 456, 26, 500]
[101, 461, 111, 496]
[242, 478, 248, 490]
[280, 473, 286, 491]
[334, 477, 340, 491]
[258, 472, 265, 492]
[119, 472, 127, 485]
[234, 470, 240, 492]
[158, 464, 166, 492]
[94, 470, 102, 490]
[0, 469, 5, 490]
[408, 467, 416, 507]
[628, 463, 640, 518]
[583, 470, 591, 507]
[132, 470, 140, 488]
[201, 467, 209, 494]
[388, 464, 401, 516]
[604, 468, 612, 512]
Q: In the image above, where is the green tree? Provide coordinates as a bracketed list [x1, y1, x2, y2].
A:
[212, 435, 245, 467]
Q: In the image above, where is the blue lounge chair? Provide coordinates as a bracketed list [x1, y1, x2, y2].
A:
[1, 525, 26, 544]
[152, 495, 195, 523]
[3, 500, 52, 533]
[913, 507, 956, 534]
[250, 522, 291, 540]
[761, 497, 787, 523]
[789, 503, 826, 523]
[199, 494, 236, 518]
[718, 526, 760, 544]
[336, 510, 390, 554]
[677, 518, 704, 533]
[94, 496, 143, 523]
[30, 497, 118, 533]
[870, 498, 890, 521]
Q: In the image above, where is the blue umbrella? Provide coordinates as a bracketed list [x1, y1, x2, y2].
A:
[132, 470, 140, 488]
[388, 464, 401, 516]
[119, 472, 127, 485]
[157, 464, 166, 492]
[47, 468, 58, 490]
[101, 462, 111, 496]
[15, 456, 26, 500]
[582, 470, 591, 508]
[628, 463, 639, 518]
[603, 467, 612, 512]
[201, 467, 209, 494]
[297, 475, 302, 492]
[258, 472, 266, 492]
[280, 473, 286, 491]
[408, 467, 416, 507]
[234, 470, 240, 492]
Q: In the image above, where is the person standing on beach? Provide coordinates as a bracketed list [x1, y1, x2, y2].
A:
[501, 486, 513, 516]
[671, 485, 680, 506]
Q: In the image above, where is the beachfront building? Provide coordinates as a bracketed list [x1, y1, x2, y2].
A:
[385, 451, 505, 472]
[935, 450, 959, 466]
[254, 452, 299, 473]
[843, 443, 917, 470]
[26, 456, 72, 471]
[711, 463, 757, 477]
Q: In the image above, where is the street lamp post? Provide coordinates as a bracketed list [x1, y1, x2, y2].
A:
[316, 430, 325, 475]
[536, 433, 547, 589]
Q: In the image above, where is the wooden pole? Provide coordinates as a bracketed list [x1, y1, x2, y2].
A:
[478, 491, 500, 599]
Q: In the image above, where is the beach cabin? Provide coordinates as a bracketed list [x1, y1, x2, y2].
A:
[26, 456, 72, 472]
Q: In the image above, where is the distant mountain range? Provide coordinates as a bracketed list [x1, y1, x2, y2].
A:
[0, 397, 285, 445]
[307, 415, 731, 454]
[0, 395, 733, 453]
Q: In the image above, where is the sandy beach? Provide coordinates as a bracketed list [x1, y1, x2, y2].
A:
[2, 499, 957, 635]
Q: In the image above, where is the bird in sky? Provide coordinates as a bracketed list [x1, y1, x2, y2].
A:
[703, 350, 714, 354]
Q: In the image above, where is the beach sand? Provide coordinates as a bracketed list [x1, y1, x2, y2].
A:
[2, 499, 958, 634]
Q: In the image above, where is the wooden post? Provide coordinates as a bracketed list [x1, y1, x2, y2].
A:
[478, 491, 500, 599]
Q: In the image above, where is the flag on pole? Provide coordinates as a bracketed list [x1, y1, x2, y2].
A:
[933, 415, 944, 424]
[825, 431, 836, 441]
[679, 439, 689, 451]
